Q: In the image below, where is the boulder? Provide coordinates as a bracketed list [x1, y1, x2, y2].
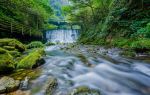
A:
[0, 76, 20, 93]
[69, 86, 101, 95]
[17, 49, 45, 69]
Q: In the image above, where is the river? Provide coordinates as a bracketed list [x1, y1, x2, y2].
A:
[16, 29, 150, 95]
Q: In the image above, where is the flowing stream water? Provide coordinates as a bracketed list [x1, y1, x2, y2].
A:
[26, 30, 150, 95]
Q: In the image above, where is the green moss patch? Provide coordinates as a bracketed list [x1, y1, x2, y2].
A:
[17, 48, 45, 69]
[0, 38, 26, 52]
[0, 48, 15, 74]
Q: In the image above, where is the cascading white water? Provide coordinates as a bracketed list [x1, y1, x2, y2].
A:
[46, 29, 79, 43]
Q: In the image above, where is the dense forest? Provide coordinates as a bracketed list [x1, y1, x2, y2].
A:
[62, 0, 150, 53]
[0, 0, 53, 42]
[0, 0, 150, 95]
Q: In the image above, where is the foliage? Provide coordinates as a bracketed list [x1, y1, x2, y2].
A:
[27, 41, 45, 49]
[0, 0, 53, 37]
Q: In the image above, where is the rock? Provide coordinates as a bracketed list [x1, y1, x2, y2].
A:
[44, 77, 58, 95]
[0, 76, 20, 93]
[8, 90, 31, 95]
[20, 77, 30, 90]
[69, 86, 101, 95]
[0, 48, 15, 74]
[17, 48, 45, 69]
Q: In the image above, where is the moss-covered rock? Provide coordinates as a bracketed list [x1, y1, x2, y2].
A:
[120, 50, 136, 57]
[10, 69, 41, 80]
[27, 41, 44, 49]
[17, 48, 45, 69]
[69, 86, 101, 95]
[0, 38, 26, 52]
[0, 48, 15, 74]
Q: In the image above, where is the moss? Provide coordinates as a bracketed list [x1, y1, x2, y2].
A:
[8, 51, 21, 58]
[120, 50, 136, 57]
[69, 86, 101, 95]
[0, 38, 26, 52]
[27, 41, 44, 49]
[3, 46, 16, 51]
[17, 48, 45, 69]
[10, 69, 41, 80]
[0, 48, 15, 74]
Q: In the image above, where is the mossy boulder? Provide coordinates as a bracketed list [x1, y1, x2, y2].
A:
[0, 76, 20, 94]
[17, 48, 45, 69]
[27, 41, 44, 49]
[69, 86, 101, 95]
[0, 48, 15, 74]
[0, 38, 26, 52]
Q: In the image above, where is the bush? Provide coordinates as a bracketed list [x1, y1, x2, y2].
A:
[17, 48, 45, 69]
[27, 41, 44, 49]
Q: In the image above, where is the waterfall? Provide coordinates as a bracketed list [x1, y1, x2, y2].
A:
[46, 29, 79, 43]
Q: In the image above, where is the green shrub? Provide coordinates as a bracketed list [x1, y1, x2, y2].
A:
[130, 38, 150, 50]
[27, 41, 45, 49]
[17, 48, 45, 69]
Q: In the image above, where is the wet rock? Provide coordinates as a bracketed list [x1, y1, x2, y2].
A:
[44, 77, 58, 95]
[0, 76, 20, 93]
[69, 86, 101, 95]
[20, 77, 30, 90]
